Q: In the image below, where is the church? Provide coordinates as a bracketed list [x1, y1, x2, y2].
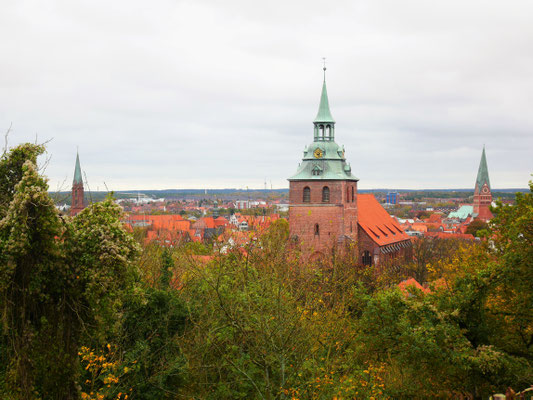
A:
[472, 146, 493, 221]
[288, 69, 411, 266]
[70, 151, 85, 216]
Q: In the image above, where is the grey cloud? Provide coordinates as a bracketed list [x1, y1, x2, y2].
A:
[1, 0, 531, 191]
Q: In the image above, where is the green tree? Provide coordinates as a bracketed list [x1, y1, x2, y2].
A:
[0, 153, 67, 397]
[159, 247, 173, 289]
[465, 218, 489, 237]
[0, 144, 139, 399]
[114, 288, 188, 399]
[356, 184, 533, 398]
[178, 220, 370, 399]
[486, 182, 533, 367]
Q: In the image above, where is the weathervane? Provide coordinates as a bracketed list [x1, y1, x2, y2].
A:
[322, 57, 327, 80]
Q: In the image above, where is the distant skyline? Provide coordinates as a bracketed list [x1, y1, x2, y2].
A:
[1, 0, 532, 190]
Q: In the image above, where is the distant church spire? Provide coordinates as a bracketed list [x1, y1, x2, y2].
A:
[70, 150, 85, 216]
[73, 151, 83, 185]
[313, 61, 335, 142]
[475, 145, 491, 191]
[473, 146, 493, 221]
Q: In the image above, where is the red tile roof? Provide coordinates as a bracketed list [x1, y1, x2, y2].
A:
[427, 213, 443, 224]
[425, 232, 475, 240]
[357, 194, 411, 246]
[127, 214, 186, 230]
[202, 217, 216, 229]
[398, 278, 430, 295]
[410, 223, 428, 232]
[214, 217, 228, 227]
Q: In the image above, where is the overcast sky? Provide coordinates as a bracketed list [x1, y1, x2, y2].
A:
[1, 0, 532, 191]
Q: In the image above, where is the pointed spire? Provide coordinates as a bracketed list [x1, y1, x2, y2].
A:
[313, 62, 335, 124]
[73, 151, 83, 185]
[475, 146, 491, 190]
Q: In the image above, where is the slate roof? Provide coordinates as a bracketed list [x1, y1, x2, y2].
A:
[357, 194, 411, 246]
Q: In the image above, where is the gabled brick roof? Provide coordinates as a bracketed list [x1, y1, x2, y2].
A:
[357, 194, 411, 246]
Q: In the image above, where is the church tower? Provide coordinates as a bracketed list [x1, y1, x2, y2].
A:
[70, 152, 85, 216]
[288, 68, 358, 258]
[473, 146, 493, 221]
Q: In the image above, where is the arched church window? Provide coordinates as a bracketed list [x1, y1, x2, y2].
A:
[319, 125, 324, 139]
[303, 187, 310, 203]
[314, 223, 319, 236]
[362, 250, 372, 266]
[322, 186, 330, 203]
[325, 125, 330, 139]
[346, 188, 349, 202]
[352, 186, 355, 202]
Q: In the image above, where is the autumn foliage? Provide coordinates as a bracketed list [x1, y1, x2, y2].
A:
[0, 143, 531, 399]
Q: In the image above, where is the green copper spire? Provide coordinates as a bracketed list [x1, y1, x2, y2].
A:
[289, 65, 358, 182]
[313, 70, 335, 124]
[73, 151, 83, 185]
[475, 146, 491, 190]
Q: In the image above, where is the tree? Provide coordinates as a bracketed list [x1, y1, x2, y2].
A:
[115, 287, 188, 400]
[159, 247, 174, 289]
[0, 144, 139, 399]
[0, 150, 67, 397]
[466, 218, 489, 237]
[355, 183, 533, 398]
[485, 182, 533, 371]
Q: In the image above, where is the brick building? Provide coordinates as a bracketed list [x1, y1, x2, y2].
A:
[288, 69, 411, 265]
[70, 152, 85, 216]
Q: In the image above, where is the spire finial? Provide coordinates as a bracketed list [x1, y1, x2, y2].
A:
[313, 59, 335, 124]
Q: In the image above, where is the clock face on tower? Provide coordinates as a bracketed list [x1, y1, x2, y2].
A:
[313, 148, 323, 159]
[482, 186, 489, 194]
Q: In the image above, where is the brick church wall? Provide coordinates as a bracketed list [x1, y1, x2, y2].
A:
[473, 183, 492, 220]
[71, 182, 84, 216]
[289, 180, 357, 257]
[358, 226, 413, 268]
